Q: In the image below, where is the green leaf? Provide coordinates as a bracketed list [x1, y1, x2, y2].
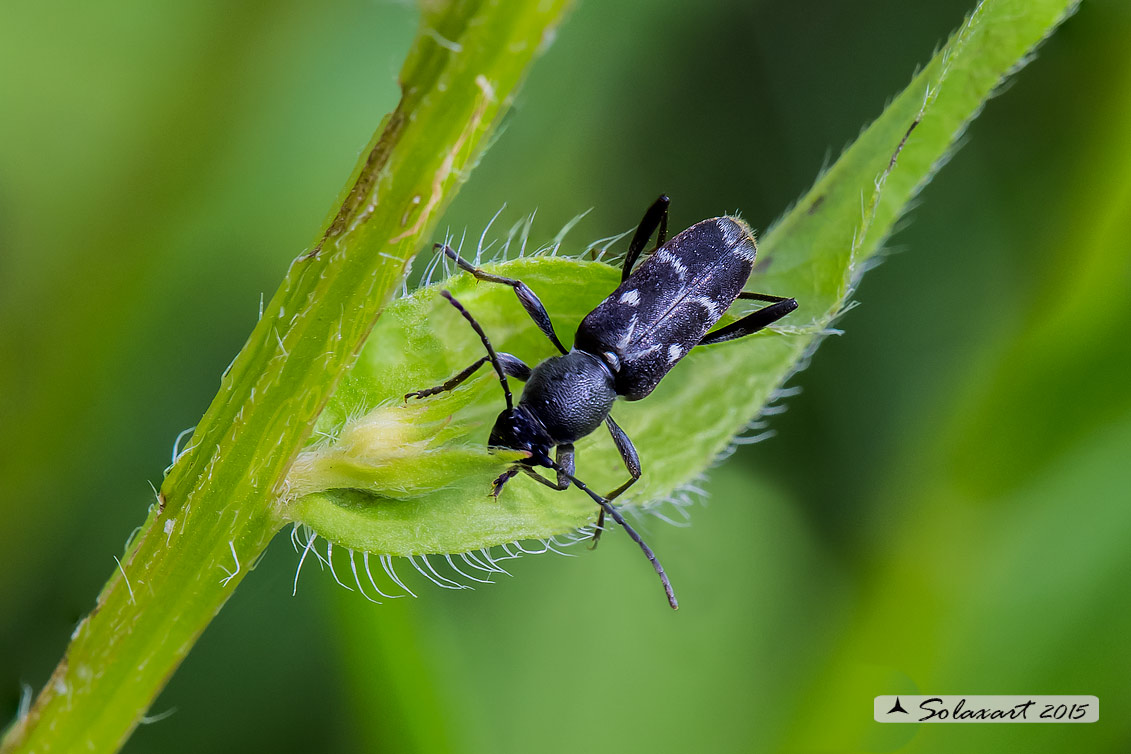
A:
[289, 254, 808, 553]
[286, 0, 1081, 559]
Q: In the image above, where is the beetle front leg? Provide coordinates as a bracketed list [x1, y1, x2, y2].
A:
[591, 415, 643, 547]
[518, 444, 575, 491]
[491, 466, 520, 498]
[438, 244, 568, 355]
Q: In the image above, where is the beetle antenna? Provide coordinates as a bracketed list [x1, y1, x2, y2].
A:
[548, 461, 678, 610]
[440, 290, 513, 410]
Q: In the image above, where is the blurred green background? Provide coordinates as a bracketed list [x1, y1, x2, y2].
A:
[2, 0, 1129, 752]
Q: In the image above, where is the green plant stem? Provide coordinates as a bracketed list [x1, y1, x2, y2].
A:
[0, 2, 569, 752]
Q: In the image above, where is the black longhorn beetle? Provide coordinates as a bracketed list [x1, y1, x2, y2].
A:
[406, 196, 798, 609]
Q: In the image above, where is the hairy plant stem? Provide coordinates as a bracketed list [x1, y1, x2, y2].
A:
[0, 2, 570, 752]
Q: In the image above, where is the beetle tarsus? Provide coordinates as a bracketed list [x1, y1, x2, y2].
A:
[491, 467, 520, 498]
[588, 508, 606, 549]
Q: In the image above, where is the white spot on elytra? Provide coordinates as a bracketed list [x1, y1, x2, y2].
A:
[617, 314, 639, 349]
[671, 256, 689, 279]
[690, 295, 722, 318]
[625, 344, 660, 363]
[718, 218, 757, 261]
[618, 289, 640, 306]
[654, 248, 689, 280]
[668, 344, 683, 363]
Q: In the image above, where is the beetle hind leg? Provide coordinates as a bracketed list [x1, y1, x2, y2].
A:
[696, 294, 799, 347]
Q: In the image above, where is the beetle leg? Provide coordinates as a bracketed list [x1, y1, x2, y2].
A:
[547, 460, 678, 610]
[604, 416, 642, 498]
[590, 416, 643, 548]
[438, 244, 568, 355]
[497, 353, 532, 381]
[404, 352, 530, 401]
[736, 291, 791, 304]
[518, 444, 574, 491]
[696, 296, 799, 347]
[621, 194, 670, 282]
[555, 444, 575, 488]
[491, 466, 520, 498]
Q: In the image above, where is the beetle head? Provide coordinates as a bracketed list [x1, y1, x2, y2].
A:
[489, 406, 553, 467]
